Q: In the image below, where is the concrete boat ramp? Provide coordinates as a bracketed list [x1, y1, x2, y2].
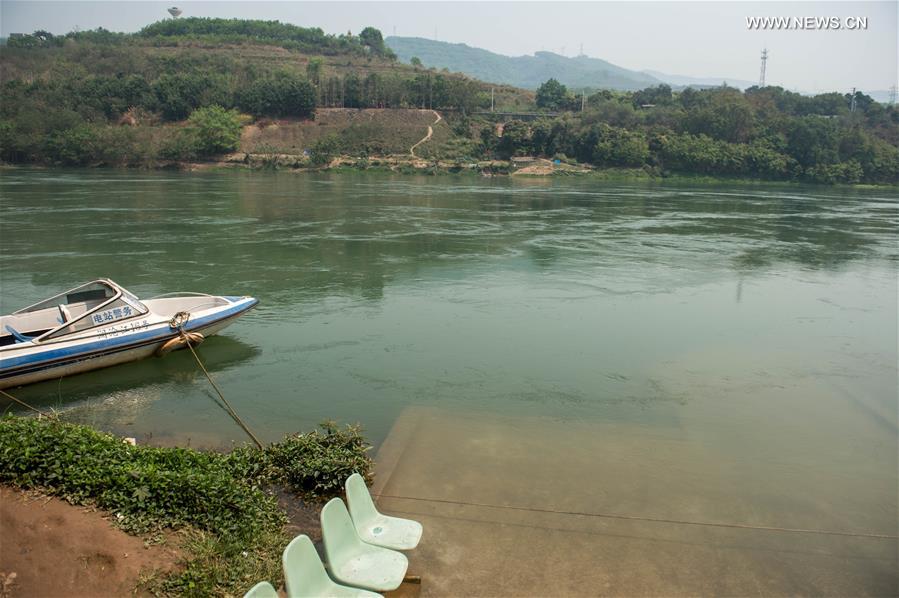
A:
[374, 407, 896, 597]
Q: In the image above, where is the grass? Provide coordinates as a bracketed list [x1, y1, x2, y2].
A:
[0, 414, 373, 596]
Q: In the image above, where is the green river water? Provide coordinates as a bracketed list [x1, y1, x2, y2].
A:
[1, 170, 896, 557]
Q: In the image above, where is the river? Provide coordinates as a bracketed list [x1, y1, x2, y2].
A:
[1, 170, 896, 552]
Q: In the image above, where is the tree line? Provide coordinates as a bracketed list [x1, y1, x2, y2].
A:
[6, 18, 395, 58]
[489, 79, 898, 184]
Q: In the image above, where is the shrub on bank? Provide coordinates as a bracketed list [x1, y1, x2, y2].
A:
[0, 414, 373, 596]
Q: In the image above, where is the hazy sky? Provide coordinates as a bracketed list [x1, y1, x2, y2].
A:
[2, 1, 895, 92]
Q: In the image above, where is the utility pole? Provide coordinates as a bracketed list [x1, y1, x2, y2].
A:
[758, 48, 768, 87]
[581, 90, 586, 111]
[889, 85, 898, 106]
[491, 87, 495, 112]
[850, 87, 857, 113]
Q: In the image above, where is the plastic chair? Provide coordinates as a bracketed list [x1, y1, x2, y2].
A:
[345, 473, 422, 551]
[282, 534, 381, 598]
[320, 498, 408, 592]
[243, 581, 278, 598]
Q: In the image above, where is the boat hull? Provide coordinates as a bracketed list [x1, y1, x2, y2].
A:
[0, 298, 256, 389]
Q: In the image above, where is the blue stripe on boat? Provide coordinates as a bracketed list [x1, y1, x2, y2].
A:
[0, 298, 257, 372]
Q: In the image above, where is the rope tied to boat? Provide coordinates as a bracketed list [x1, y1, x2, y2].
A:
[0, 388, 52, 418]
[170, 311, 264, 450]
[156, 312, 205, 356]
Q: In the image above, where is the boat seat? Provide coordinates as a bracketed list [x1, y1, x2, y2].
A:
[4, 325, 36, 343]
[58, 304, 72, 323]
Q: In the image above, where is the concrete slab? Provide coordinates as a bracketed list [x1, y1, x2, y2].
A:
[372, 407, 897, 597]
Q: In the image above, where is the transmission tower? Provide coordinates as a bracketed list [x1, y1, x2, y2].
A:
[889, 85, 898, 105]
[758, 48, 768, 87]
[850, 87, 857, 112]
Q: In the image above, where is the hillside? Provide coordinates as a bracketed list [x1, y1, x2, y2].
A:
[1, 19, 895, 185]
[386, 36, 661, 91]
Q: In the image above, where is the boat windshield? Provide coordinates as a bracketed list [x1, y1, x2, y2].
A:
[13, 280, 150, 341]
[15, 281, 118, 314]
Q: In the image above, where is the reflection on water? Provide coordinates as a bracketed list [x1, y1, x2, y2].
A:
[0, 170, 896, 457]
[2, 169, 896, 589]
[6, 336, 261, 445]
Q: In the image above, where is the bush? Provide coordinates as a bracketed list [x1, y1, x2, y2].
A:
[158, 127, 200, 161]
[0, 415, 283, 537]
[267, 422, 373, 497]
[0, 414, 374, 596]
[187, 105, 242, 156]
[44, 125, 101, 165]
[309, 134, 340, 166]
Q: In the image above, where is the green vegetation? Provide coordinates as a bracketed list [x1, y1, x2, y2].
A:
[0, 19, 494, 166]
[486, 84, 899, 184]
[535, 78, 572, 111]
[187, 106, 243, 155]
[239, 72, 316, 118]
[7, 18, 395, 58]
[1, 19, 895, 184]
[310, 134, 340, 166]
[0, 414, 373, 596]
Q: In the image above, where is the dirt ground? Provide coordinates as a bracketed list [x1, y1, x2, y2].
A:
[0, 486, 181, 598]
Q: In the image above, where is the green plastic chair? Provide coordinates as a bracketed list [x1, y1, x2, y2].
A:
[282, 534, 381, 598]
[345, 473, 422, 551]
[243, 581, 278, 598]
[321, 498, 408, 592]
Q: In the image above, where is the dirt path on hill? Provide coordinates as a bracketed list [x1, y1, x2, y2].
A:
[0, 486, 181, 597]
[409, 110, 442, 157]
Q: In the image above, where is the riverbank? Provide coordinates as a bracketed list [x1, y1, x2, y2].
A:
[0, 486, 182, 597]
[0, 415, 373, 596]
[5, 160, 895, 189]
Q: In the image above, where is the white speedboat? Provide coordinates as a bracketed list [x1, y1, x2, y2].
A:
[0, 279, 258, 389]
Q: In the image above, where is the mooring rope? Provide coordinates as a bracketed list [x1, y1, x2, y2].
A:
[0, 388, 52, 418]
[171, 314, 264, 449]
[373, 493, 898, 540]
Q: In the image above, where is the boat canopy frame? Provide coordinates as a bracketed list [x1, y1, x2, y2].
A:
[11, 279, 149, 343]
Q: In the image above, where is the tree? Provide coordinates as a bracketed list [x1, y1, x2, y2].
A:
[536, 79, 570, 111]
[684, 89, 755, 143]
[152, 72, 232, 121]
[497, 120, 532, 157]
[306, 58, 323, 87]
[592, 124, 649, 166]
[187, 105, 242, 155]
[359, 27, 386, 55]
[632, 84, 672, 107]
[410, 57, 423, 68]
[343, 73, 362, 108]
[785, 116, 840, 169]
[239, 73, 316, 118]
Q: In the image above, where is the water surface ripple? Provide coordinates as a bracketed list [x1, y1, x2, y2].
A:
[0, 171, 896, 551]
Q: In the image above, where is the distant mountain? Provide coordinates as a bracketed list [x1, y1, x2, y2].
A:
[642, 70, 757, 90]
[386, 36, 661, 91]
